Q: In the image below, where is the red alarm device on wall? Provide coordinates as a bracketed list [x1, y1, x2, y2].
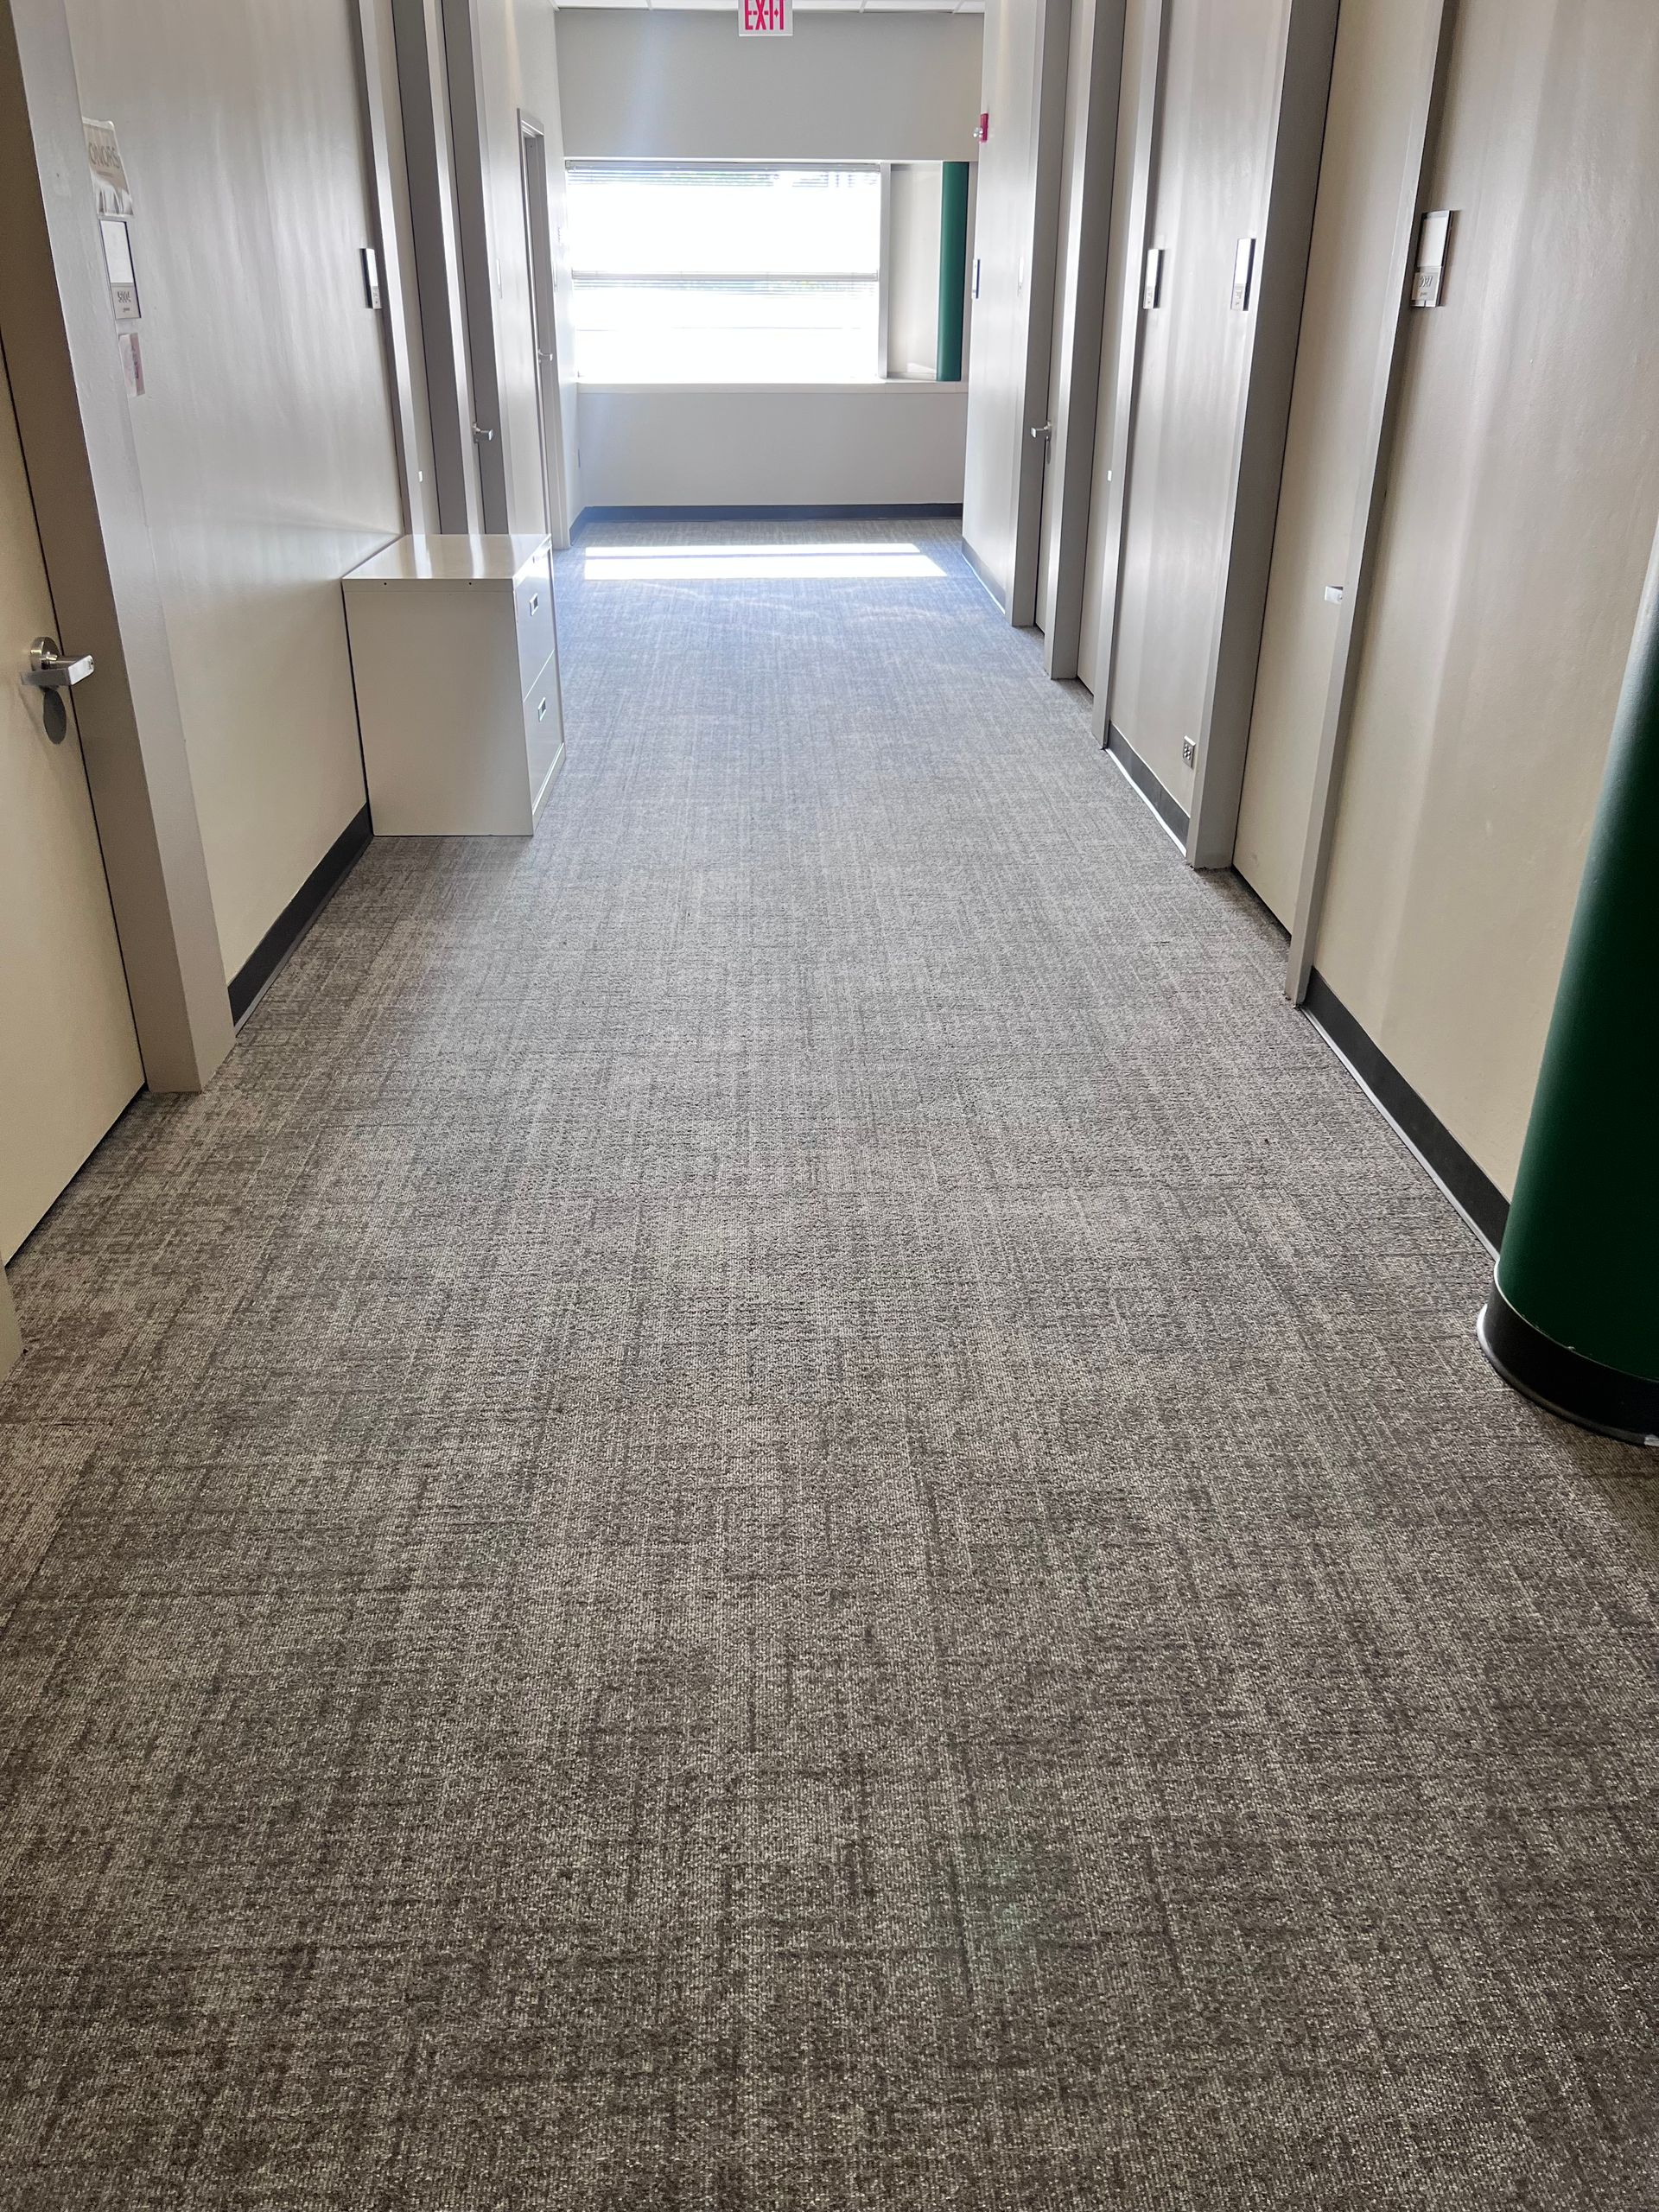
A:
[974, 112, 989, 143]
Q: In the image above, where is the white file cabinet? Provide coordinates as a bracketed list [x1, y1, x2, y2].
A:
[342, 534, 564, 835]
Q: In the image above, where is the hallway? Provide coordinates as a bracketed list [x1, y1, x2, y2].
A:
[0, 520, 1652, 2206]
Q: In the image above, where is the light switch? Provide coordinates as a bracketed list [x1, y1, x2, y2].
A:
[1143, 245, 1164, 311]
[1231, 236, 1256, 312]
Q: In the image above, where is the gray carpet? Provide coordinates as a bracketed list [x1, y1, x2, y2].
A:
[0, 518, 1653, 2210]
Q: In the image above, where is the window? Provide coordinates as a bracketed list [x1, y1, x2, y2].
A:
[566, 162, 883, 385]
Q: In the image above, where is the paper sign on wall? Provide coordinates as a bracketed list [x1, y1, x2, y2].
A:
[738, 0, 791, 35]
[83, 118, 134, 217]
[118, 330, 145, 398]
[85, 117, 143, 329]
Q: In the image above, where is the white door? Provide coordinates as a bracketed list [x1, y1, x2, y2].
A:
[0, 343, 143, 1259]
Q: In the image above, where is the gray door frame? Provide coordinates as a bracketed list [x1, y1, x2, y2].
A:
[0, 0, 232, 1096]
[1007, 0, 1077, 629]
[1039, 0, 1128, 678]
[389, 0, 480, 532]
[1, 0, 238, 1371]
[1086, 0, 1171, 746]
[1183, 0, 1340, 870]
[518, 111, 569, 549]
[442, 0, 510, 533]
[353, 0, 442, 537]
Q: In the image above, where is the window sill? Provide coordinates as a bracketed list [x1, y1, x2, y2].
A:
[574, 380, 967, 397]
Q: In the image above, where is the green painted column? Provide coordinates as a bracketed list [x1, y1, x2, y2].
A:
[937, 162, 969, 385]
[1479, 519, 1659, 1445]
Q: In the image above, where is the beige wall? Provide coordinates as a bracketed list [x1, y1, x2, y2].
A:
[62, 0, 405, 980]
[1310, 0, 1659, 1192]
[555, 10, 983, 164]
[1070, 0, 1658, 1199]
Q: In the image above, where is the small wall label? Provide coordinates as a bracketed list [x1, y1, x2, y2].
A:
[1412, 210, 1453, 308]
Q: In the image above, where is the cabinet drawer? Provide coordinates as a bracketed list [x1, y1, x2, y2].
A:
[515, 556, 556, 692]
[524, 661, 562, 796]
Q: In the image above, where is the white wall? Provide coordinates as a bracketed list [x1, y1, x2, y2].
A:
[61, 0, 405, 980]
[575, 385, 969, 508]
[555, 7, 981, 512]
[888, 162, 944, 378]
[556, 10, 983, 162]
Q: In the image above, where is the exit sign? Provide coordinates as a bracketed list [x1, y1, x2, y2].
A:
[739, 0, 791, 34]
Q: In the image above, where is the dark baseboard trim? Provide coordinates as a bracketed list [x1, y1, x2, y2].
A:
[1106, 723, 1190, 845]
[227, 804, 372, 1027]
[1303, 969, 1510, 1251]
[1479, 1280, 1659, 1446]
[571, 503, 962, 537]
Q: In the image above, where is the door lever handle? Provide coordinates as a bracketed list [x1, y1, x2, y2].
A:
[22, 636, 94, 690]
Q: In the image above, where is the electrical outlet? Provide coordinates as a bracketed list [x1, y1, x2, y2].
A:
[1181, 736, 1197, 770]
